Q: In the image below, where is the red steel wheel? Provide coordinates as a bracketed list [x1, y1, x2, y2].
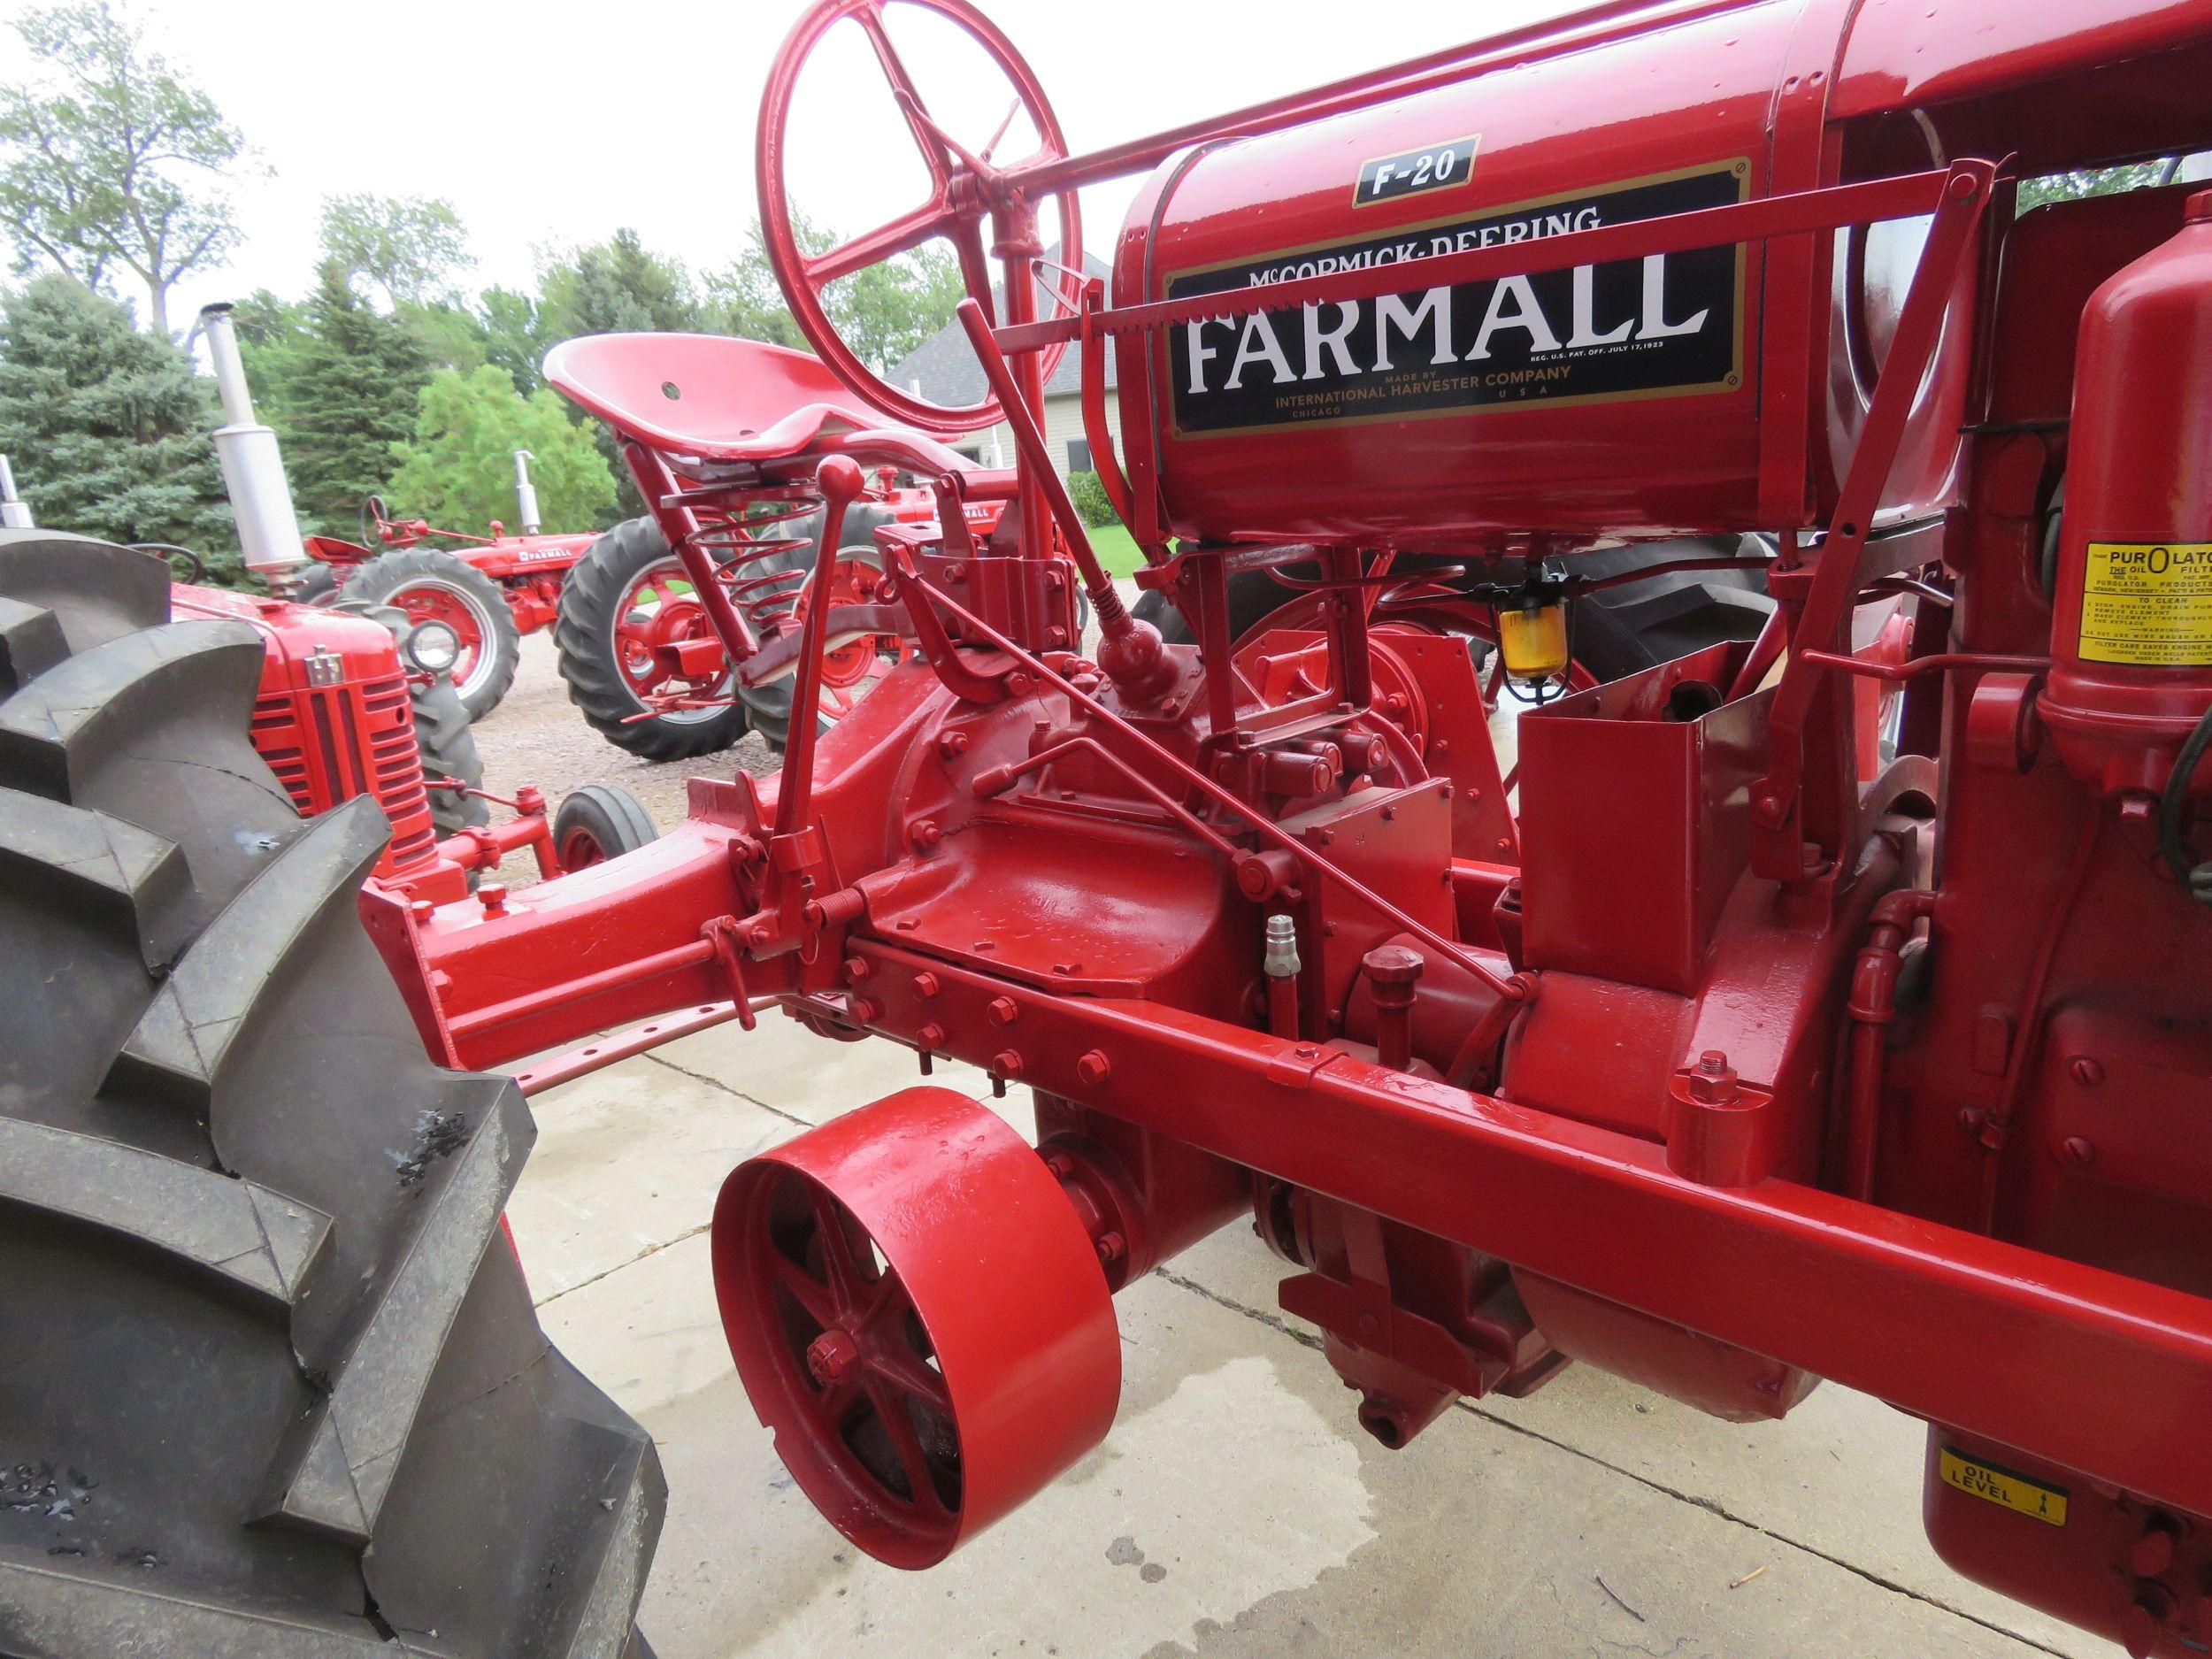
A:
[713, 1087, 1120, 1567]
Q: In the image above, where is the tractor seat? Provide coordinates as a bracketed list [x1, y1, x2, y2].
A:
[544, 333, 900, 465]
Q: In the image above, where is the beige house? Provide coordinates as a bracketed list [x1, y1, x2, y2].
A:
[887, 254, 1121, 480]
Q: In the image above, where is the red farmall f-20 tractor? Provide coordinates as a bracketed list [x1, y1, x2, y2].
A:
[10, 0, 2212, 1655]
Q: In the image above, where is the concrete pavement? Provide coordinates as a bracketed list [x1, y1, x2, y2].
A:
[509, 1012, 2101, 1659]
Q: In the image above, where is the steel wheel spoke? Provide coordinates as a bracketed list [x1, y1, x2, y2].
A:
[810, 1189, 872, 1315]
[772, 1251, 840, 1327]
[872, 1343, 950, 1417]
[865, 1377, 948, 1514]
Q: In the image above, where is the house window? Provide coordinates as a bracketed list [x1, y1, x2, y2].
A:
[1066, 439, 1093, 473]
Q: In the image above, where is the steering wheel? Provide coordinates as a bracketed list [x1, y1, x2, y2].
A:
[757, 0, 1083, 434]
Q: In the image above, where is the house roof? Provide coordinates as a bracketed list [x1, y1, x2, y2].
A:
[887, 250, 1117, 409]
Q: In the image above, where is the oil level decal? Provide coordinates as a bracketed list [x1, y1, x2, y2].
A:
[2078, 542, 2212, 666]
[1939, 1446, 2070, 1526]
[1165, 163, 1747, 437]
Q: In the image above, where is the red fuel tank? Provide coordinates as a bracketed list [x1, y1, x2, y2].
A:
[2041, 190, 2212, 797]
[1110, 0, 1973, 550]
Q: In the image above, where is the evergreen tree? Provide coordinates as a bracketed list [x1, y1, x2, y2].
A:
[279, 259, 431, 532]
[0, 273, 234, 574]
[539, 228, 703, 338]
[536, 230, 702, 514]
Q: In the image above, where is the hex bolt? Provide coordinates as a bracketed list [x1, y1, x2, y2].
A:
[912, 972, 941, 1000]
[938, 730, 970, 761]
[848, 995, 884, 1025]
[477, 881, 509, 919]
[1076, 1049, 1112, 1086]
[915, 1023, 946, 1052]
[2069, 1056, 2105, 1087]
[1041, 1149, 1076, 1180]
[1095, 1231, 1125, 1266]
[992, 1049, 1025, 1080]
[987, 995, 1021, 1026]
[844, 956, 874, 982]
[1686, 1049, 1739, 1106]
[909, 819, 942, 853]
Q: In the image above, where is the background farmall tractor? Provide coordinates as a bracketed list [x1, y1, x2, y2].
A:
[550, 366, 1013, 764]
[296, 451, 598, 719]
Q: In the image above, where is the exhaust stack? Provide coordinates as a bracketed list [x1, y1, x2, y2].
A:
[197, 302, 307, 581]
[513, 449, 541, 535]
[0, 457, 34, 529]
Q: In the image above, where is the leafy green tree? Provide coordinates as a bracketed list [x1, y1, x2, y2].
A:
[320, 192, 471, 304]
[277, 260, 433, 533]
[388, 365, 617, 534]
[539, 228, 703, 338]
[707, 212, 965, 372]
[706, 219, 812, 351]
[0, 273, 234, 573]
[0, 1, 249, 335]
[2018, 162, 2176, 211]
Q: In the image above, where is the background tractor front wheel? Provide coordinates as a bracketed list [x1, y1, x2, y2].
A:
[346, 546, 522, 721]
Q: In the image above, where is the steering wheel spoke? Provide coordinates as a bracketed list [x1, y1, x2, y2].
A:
[809, 197, 958, 287]
[852, 1, 953, 188]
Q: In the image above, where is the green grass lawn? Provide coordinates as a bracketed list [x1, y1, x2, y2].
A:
[1087, 521, 1147, 580]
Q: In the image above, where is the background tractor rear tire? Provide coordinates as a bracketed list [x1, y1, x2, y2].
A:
[347, 546, 521, 722]
[553, 783, 658, 870]
[0, 528, 663, 1657]
[738, 504, 895, 757]
[554, 518, 752, 762]
[291, 563, 342, 605]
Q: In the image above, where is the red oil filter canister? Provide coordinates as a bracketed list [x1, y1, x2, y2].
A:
[2042, 189, 2212, 796]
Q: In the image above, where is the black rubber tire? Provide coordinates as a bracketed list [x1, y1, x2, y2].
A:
[411, 674, 491, 841]
[291, 563, 342, 606]
[1131, 536, 1774, 683]
[346, 547, 522, 722]
[0, 528, 664, 1657]
[552, 784, 658, 871]
[554, 518, 752, 762]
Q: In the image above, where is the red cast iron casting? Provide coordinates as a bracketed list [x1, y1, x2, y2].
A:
[357, 2, 2212, 1651]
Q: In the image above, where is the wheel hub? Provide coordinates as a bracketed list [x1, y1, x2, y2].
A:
[805, 1326, 862, 1387]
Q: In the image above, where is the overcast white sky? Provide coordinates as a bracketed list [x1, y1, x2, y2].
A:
[0, 0, 1586, 328]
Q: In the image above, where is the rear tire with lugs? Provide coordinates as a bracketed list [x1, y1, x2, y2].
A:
[0, 528, 663, 1657]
